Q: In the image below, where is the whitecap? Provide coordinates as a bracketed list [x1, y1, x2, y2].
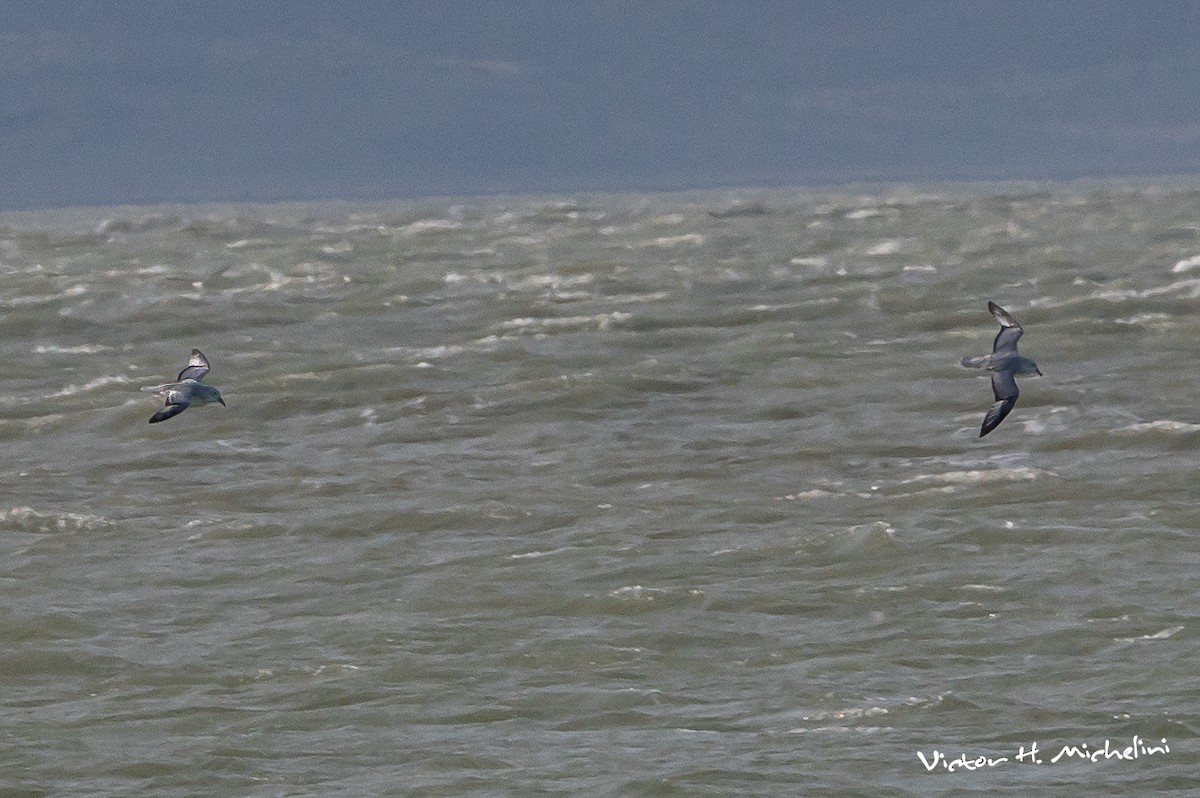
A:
[225, 238, 275, 250]
[1170, 254, 1200, 273]
[33, 344, 111, 355]
[1113, 313, 1172, 326]
[397, 219, 462, 236]
[1114, 420, 1200, 434]
[650, 213, 686, 225]
[900, 467, 1048, 487]
[863, 240, 906, 256]
[1118, 626, 1184, 642]
[45, 374, 134, 398]
[510, 547, 571, 560]
[638, 233, 704, 248]
[844, 208, 886, 220]
[777, 489, 839, 501]
[3, 506, 111, 533]
[498, 312, 630, 333]
[608, 585, 666, 600]
[798, 705, 890, 722]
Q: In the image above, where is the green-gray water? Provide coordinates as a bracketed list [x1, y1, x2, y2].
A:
[3, 181, 1199, 795]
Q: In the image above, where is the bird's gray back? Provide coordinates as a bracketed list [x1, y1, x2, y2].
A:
[992, 323, 1023, 356]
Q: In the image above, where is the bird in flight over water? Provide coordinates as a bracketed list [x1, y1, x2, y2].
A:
[961, 302, 1041, 437]
[142, 349, 226, 423]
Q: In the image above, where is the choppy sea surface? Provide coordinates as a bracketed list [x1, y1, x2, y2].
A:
[3, 180, 1200, 796]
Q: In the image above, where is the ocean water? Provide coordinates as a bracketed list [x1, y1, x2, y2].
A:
[2, 181, 1199, 795]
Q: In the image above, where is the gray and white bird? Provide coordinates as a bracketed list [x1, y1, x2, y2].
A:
[961, 302, 1041, 437]
[142, 349, 226, 423]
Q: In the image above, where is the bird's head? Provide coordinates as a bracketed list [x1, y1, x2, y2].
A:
[195, 384, 226, 407]
[1016, 356, 1042, 378]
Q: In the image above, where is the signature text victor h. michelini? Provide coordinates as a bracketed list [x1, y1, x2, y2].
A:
[918, 736, 1170, 772]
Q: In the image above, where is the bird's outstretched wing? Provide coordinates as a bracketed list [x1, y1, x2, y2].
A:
[988, 302, 1023, 355]
[980, 370, 1020, 436]
[149, 401, 190, 423]
[176, 349, 210, 382]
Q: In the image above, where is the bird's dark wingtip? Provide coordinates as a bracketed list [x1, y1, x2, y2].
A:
[148, 403, 187, 423]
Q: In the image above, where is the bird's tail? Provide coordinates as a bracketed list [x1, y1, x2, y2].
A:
[960, 355, 992, 369]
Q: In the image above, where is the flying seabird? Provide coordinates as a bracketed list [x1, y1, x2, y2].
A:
[961, 302, 1041, 437]
[142, 349, 226, 423]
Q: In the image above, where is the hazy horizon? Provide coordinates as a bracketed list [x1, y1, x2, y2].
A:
[4, 1, 1200, 211]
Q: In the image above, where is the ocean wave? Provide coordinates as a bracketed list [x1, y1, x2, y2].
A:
[2, 505, 111, 533]
[1113, 420, 1200, 434]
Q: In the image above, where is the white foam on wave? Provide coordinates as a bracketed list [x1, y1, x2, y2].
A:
[510, 547, 572, 560]
[498, 311, 631, 333]
[513, 273, 595, 291]
[960, 583, 1006, 593]
[900, 467, 1048, 489]
[797, 704, 891, 723]
[313, 223, 390, 236]
[496, 234, 544, 246]
[1171, 254, 1200, 273]
[608, 585, 689, 601]
[3, 506, 111, 533]
[34, 344, 111, 355]
[397, 219, 463, 236]
[1113, 313, 1173, 326]
[225, 238, 275, 250]
[637, 233, 704, 249]
[319, 242, 353, 256]
[7, 283, 88, 306]
[790, 694, 943, 732]
[278, 371, 328, 382]
[1138, 277, 1200, 298]
[225, 266, 292, 293]
[45, 374, 134, 399]
[651, 213, 686, 225]
[1093, 277, 1200, 301]
[863, 239, 909, 256]
[1114, 420, 1200, 434]
[608, 291, 670, 306]
[404, 343, 468, 361]
[1118, 626, 1184, 643]
[609, 585, 659, 599]
[843, 208, 887, 220]
[778, 488, 839, 501]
